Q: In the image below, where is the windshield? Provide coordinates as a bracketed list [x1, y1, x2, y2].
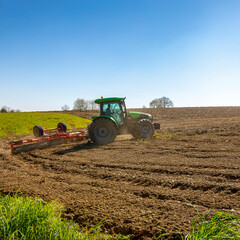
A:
[101, 102, 124, 125]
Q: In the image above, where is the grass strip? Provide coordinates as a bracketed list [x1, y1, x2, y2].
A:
[0, 112, 91, 137]
[0, 194, 129, 240]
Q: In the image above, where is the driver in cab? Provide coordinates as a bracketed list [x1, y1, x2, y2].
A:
[106, 104, 111, 116]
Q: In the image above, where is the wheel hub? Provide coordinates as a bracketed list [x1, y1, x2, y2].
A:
[97, 127, 108, 137]
[142, 125, 149, 133]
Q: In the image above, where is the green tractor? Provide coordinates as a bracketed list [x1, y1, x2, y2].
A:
[88, 97, 160, 144]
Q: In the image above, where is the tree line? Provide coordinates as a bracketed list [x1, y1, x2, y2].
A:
[1, 97, 173, 113]
[64, 96, 174, 111]
[1, 106, 21, 113]
[62, 99, 98, 111]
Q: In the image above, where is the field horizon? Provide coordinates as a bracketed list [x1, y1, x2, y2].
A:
[0, 106, 239, 239]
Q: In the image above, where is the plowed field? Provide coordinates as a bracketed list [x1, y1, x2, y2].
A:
[0, 107, 240, 239]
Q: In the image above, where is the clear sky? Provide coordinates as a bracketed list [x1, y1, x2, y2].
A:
[0, 0, 240, 111]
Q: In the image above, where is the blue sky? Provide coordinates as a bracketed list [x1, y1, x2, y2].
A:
[0, 0, 240, 111]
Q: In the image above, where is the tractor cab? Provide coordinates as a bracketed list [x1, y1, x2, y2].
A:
[94, 97, 127, 127]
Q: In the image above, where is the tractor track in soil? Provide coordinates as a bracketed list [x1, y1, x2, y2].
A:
[0, 107, 240, 239]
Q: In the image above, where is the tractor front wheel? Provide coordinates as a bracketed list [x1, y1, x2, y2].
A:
[88, 118, 118, 144]
[131, 119, 154, 139]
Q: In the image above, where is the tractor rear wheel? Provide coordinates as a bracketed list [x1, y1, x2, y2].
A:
[131, 119, 154, 139]
[88, 118, 118, 144]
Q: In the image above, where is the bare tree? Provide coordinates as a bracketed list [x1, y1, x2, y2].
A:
[159, 96, 174, 108]
[61, 105, 70, 111]
[149, 97, 174, 108]
[86, 100, 98, 110]
[73, 98, 87, 110]
[149, 99, 159, 108]
[73, 99, 98, 111]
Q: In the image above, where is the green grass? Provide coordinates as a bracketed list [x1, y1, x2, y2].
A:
[0, 112, 91, 137]
[158, 207, 240, 240]
[0, 194, 129, 240]
[186, 211, 240, 239]
[0, 195, 239, 240]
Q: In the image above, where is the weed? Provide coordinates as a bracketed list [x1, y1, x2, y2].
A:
[210, 135, 217, 141]
[154, 132, 160, 137]
[185, 206, 240, 240]
[161, 133, 172, 140]
[157, 205, 240, 240]
[154, 132, 173, 140]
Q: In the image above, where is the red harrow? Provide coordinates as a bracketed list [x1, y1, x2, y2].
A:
[10, 122, 89, 154]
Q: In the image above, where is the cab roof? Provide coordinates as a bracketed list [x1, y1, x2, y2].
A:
[94, 97, 125, 104]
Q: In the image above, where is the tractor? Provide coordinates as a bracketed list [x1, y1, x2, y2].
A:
[10, 97, 160, 153]
[88, 97, 160, 144]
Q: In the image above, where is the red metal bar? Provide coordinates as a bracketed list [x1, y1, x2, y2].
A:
[44, 128, 58, 132]
[10, 130, 89, 154]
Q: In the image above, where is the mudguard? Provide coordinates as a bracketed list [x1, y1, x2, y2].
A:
[92, 115, 119, 129]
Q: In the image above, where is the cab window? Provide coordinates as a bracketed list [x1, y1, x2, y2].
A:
[101, 102, 124, 124]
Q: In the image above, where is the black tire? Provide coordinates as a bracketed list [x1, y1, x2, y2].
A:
[131, 119, 154, 139]
[33, 125, 44, 137]
[88, 118, 117, 144]
[57, 122, 67, 133]
[131, 125, 140, 138]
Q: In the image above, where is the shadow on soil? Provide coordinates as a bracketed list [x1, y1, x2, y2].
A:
[53, 142, 99, 155]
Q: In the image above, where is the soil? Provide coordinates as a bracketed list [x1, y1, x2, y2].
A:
[0, 107, 239, 239]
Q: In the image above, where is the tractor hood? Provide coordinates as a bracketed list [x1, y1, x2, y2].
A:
[128, 111, 153, 121]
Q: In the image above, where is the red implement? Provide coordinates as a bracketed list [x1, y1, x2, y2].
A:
[10, 123, 89, 154]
